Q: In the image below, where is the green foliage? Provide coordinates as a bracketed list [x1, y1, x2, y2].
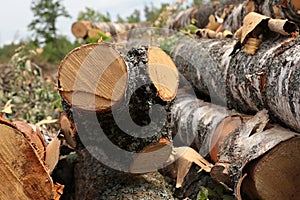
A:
[85, 31, 112, 44]
[77, 7, 111, 22]
[34, 36, 80, 65]
[0, 45, 62, 123]
[0, 42, 22, 64]
[193, 0, 205, 6]
[160, 34, 181, 55]
[28, 0, 70, 44]
[144, 3, 169, 23]
[117, 14, 125, 23]
[127, 9, 141, 23]
[28, 0, 70, 60]
[197, 185, 235, 200]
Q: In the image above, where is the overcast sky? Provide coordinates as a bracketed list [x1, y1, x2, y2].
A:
[0, 0, 188, 46]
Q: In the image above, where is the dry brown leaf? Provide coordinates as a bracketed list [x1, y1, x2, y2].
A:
[206, 15, 222, 31]
[240, 12, 269, 43]
[45, 137, 60, 174]
[173, 147, 212, 188]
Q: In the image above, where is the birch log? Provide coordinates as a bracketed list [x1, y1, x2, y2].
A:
[164, 30, 300, 132]
[170, 92, 300, 199]
[166, 0, 300, 34]
[57, 42, 179, 171]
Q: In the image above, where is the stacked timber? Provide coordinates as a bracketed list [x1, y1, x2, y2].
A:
[71, 21, 137, 40]
[171, 92, 300, 199]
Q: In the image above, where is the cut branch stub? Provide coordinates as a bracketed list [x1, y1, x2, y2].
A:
[148, 46, 179, 101]
[58, 42, 128, 112]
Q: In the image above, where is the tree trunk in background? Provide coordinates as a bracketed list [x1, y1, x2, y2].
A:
[170, 92, 300, 199]
[164, 33, 300, 132]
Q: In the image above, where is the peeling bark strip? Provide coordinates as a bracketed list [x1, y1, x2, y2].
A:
[166, 34, 300, 132]
[170, 93, 300, 199]
[58, 42, 179, 171]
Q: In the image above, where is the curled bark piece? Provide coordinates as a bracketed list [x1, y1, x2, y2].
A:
[240, 12, 268, 44]
[13, 120, 46, 160]
[268, 18, 298, 35]
[45, 137, 60, 174]
[59, 112, 77, 148]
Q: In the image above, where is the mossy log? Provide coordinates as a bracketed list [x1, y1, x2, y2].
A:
[170, 92, 300, 199]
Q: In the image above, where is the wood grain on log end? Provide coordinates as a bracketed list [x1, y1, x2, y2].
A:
[0, 123, 54, 199]
[210, 115, 243, 163]
[241, 137, 300, 199]
[58, 42, 128, 112]
[71, 21, 92, 39]
[87, 28, 102, 39]
[148, 46, 179, 101]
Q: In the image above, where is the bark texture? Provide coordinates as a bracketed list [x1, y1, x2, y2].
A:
[166, 0, 300, 34]
[170, 92, 300, 198]
[74, 149, 174, 200]
[165, 33, 300, 132]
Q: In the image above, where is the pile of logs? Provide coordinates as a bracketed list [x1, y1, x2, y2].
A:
[71, 21, 138, 40]
[1, 0, 300, 199]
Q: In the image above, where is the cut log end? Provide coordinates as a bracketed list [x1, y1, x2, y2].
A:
[148, 46, 179, 101]
[58, 42, 128, 112]
[71, 21, 92, 39]
[0, 123, 54, 199]
[241, 137, 300, 199]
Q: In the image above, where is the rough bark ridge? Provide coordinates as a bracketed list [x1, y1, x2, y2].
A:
[170, 92, 300, 199]
[164, 33, 300, 132]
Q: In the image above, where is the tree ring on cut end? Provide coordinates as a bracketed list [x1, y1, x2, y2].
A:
[58, 42, 128, 112]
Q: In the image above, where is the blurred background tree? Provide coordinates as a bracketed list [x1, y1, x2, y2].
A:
[28, 0, 71, 59]
[126, 9, 141, 23]
[144, 2, 169, 23]
[77, 7, 111, 22]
